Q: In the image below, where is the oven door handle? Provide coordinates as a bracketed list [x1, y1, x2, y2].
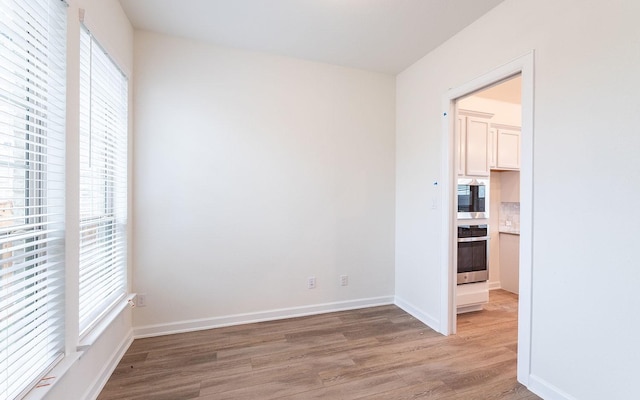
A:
[457, 236, 489, 243]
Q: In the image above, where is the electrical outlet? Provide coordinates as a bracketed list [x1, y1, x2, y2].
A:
[307, 276, 316, 289]
[136, 293, 147, 307]
[340, 275, 348, 286]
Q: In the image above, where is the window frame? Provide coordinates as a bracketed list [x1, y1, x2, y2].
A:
[77, 24, 129, 340]
[0, 0, 68, 398]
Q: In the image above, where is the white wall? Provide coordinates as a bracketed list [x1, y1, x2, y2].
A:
[396, 0, 640, 399]
[44, 1, 135, 399]
[132, 31, 396, 334]
[499, 232, 519, 294]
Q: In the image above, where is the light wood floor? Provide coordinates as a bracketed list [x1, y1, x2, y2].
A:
[98, 290, 540, 399]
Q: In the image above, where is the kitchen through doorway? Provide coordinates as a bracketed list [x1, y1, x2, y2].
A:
[440, 51, 534, 386]
[456, 75, 522, 311]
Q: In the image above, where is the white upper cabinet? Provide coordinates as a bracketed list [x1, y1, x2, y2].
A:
[492, 124, 521, 170]
[489, 127, 497, 169]
[457, 110, 493, 177]
[466, 116, 491, 176]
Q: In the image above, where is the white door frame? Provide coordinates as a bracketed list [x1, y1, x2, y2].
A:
[439, 51, 535, 386]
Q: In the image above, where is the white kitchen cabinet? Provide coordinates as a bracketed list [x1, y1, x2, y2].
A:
[456, 281, 489, 314]
[489, 127, 497, 169]
[490, 124, 521, 170]
[457, 110, 493, 177]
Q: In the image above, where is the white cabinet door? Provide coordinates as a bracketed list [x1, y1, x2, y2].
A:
[497, 128, 521, 170]
[465, 116, 491, 176]
[489, 127, 497, 169]
[456, 115, 466, 176]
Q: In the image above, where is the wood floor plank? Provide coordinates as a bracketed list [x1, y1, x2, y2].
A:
[98, 290, 540, 400]
[363, 380, 457, 400]
[277, 370, 409, 400]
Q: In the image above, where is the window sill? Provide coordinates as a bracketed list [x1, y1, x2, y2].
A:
[78, 293, 136, 351]
[23, 352, 82, 400]
[24, 294, 136, 400]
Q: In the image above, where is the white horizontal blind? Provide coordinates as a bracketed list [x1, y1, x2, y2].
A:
[0, 0, 66, 399]
[78, 26, 128, 337]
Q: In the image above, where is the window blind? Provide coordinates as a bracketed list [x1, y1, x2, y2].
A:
[78, 26, 128, 337]
[0, 0, 67, 399]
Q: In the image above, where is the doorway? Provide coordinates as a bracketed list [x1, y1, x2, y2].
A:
[458, 76, 521, 295]
[440, 52, 534, 386]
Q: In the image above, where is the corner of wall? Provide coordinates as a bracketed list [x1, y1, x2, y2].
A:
[394, 296, 441, 333]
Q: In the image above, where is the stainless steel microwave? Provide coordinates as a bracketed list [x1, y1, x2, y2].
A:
[457, 178, 488, 220]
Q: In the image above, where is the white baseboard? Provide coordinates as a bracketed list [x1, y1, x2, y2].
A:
[393, 296, 440, 332]
[528, 374, 576, 400]
[83, 330, 134, 400]
[488, 281, 502, 290]
[133, 296, 395, 339]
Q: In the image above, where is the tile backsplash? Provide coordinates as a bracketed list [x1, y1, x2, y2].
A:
[499, 202, 520, 234]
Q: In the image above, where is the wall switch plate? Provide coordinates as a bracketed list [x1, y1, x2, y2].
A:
[136, 293, 147, 307]
[340, 275, 349, 286]
[307, 277, 316, 289]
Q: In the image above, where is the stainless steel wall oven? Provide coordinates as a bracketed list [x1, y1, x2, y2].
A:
[457, 224, 489, 284]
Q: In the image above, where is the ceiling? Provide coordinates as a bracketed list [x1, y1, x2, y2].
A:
[118, 0, 506, 75]
[474, 75, 522, 104]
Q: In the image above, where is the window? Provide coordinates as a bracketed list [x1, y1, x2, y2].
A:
[78, 27, 128, 337]
[0, 0, 67, 398]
